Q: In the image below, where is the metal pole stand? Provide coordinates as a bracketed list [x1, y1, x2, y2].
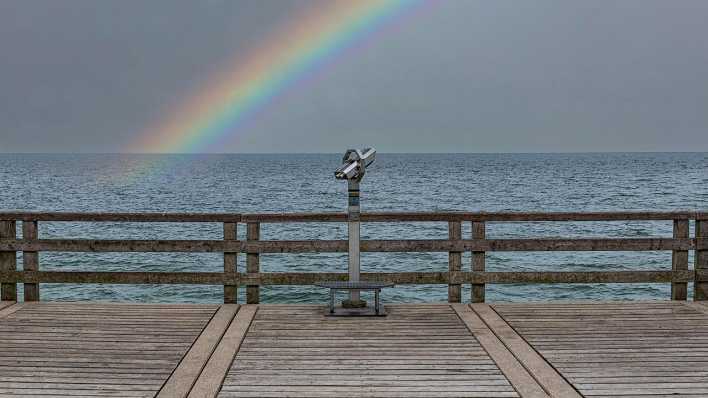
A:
[342, 179, 367, 309]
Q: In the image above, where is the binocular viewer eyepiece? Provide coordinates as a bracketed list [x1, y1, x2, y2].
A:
[334, 148, 376, 182]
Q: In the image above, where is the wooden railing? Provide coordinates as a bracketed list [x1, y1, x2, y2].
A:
[0, 211, 706, 303]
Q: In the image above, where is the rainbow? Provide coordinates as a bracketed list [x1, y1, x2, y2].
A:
[130, 0, 423, 154]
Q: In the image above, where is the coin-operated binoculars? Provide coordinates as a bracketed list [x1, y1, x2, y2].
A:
[335, 148, 376, 308]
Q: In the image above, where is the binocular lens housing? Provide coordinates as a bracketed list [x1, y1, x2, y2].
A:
[335, 162, 359, 180]
[334, 147, 376, 181]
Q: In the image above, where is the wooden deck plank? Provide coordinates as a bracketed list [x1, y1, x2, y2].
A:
[0, 302, 218, 397]
[684, 301, 708, 315]
[494, 301, 708, 397]
[3, 301, 708, 396]
[188, 304, 258, 398]
[471, 303, 582, 398]
[0, 302, 22, 318]
[215, 304, 520, 398]
[451, 303, 549, 398]
[157, 304, 239, 398]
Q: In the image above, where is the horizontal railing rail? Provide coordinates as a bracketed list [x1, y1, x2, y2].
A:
[0, 211, 706, 303]
[0, 238, 702, 252]
[0, 210, 706, 222]
[0, 269, 700, 284]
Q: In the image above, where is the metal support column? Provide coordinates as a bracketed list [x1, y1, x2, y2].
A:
[347, 179, 362, 305]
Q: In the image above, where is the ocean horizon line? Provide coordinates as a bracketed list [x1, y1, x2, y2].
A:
[2, 150, 707, 156]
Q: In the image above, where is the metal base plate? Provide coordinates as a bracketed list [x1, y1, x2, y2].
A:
[325, 305, 387, 317]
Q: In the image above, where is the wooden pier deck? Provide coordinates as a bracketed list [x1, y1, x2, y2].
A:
[2, 301, 708, 397]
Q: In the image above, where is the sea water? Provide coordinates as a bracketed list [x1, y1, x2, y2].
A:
[1, 152, 706, 303]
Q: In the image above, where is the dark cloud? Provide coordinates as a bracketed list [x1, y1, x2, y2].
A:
[1, 0, 707, 153]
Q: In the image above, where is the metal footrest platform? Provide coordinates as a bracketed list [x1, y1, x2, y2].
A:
[316, 281, 394, 317]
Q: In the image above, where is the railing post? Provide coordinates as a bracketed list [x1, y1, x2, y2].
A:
[448, 221, 462, 303]
[223, 222, 238, 304]
[671, 219, 688, 300]
[246, 222, 260, 304]
[695, 218, 708, 301]
[471, 221, 486, 303]
[0, 220, 17, 301]
[23, 220, 39, 301]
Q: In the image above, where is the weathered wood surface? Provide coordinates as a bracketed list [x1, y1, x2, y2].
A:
[21, 220, 38, 301]
[157, 304, 239, 398]
[223, 222, 238, 304]
[448, 221, 462, 303]
[244, 211, 704, 223]
[0, 237, 701, 253]
[494, 301, 708, 397]
[695, 220, 708, 300]
[217, 304, 520, 397]
[471, 221, 486, 303]
[0, 302, 22, 318]
[0, 210, 705, 304]
[2, 302, 708, 396]
[189, 305, 257, 398]
[0, 221, 17, 301]
[452, 304, 548, 397]
[471, 304, 581, 397]
[0, 210, 703, 222]
[0, 269, 697, 286]
[0, 212, 244, 222]
[0, 302, 217, 397]
[246, 223, 260, 304]
[672, 219, 689, 300]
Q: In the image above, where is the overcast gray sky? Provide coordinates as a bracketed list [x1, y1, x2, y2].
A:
[1, 0, 707, 153]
